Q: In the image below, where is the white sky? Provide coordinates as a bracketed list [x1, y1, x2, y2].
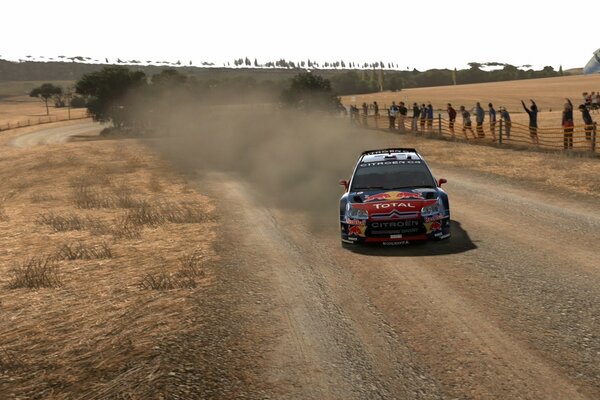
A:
[1, 0, 598, 71]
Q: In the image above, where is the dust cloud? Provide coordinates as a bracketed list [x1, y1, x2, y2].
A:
[145, 98, 380, 223]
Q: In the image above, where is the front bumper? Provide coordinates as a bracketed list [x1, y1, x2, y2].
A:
[340, 216, 450, 245]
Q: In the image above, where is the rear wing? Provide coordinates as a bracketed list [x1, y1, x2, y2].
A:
[361, 148, 418, 156]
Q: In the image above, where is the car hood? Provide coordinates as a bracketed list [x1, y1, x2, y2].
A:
[347, 189, 439, 213]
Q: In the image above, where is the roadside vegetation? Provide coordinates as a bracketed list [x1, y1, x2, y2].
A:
[0, 135, 216, 397]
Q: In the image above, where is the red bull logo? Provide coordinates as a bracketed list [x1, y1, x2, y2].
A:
[348, 225, 367, 237]
[425, 221, 442, 234]
[431, 221, 442, 231]
[365, 191, 423, 202]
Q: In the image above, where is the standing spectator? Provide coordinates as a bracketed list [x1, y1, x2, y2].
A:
[488, 103, 497, 141]
[388, 101, 399, 131]
[350, 105, 359, 125]
[447, 103, 457, 136]
[419, 103, 427, 132]
[426, 103, 434, 132]
[499, 106, 511, 139]
[398, 101, 408, 132]
[579, 104, 594, 141]
[562, 98, 574, 149]
[475, 102, 485, 138]
[593, 92, 600, 112]
[460, 105, 475, 139]
[361, 102, 369, 126]
[373, 101, 379, 117]
[521, 99, 539, 145]
[412, 102, 420, 132]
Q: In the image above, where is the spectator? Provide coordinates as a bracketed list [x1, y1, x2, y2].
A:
[488, 103, 497, 141]
[373, 101, 379, 117]
[521, 99, 539, 145]
[350, 105, 359, 125]
[426, 103, 434, 132]
[447, 103, 457, 136]
[388, 101, 399, 131]
[419, 103, 427, 133]
[579, 104, 594, 141]
[499, 106, 511, 139]
[361, 102, 369, 126]
[412, 102, 420, 132]
[398, 101, 408, 132]
[460, 105, 476, 139]
[593, 92, 600, 112]
[562, 98, 574, 149]
[475, 102, 485, 138]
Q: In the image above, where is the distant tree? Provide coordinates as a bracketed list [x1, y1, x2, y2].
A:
[152, 68, 187, 86]
[254, 58, 259, 67]
[75, 66, 146, 127]
[29, 83, 62, 115]
[245, 57, 251, 66]
[559, 65, 563, 76]
[281, 73, 342, 112]
[105, 57, 109, 63]
[70, 96, 86, 108]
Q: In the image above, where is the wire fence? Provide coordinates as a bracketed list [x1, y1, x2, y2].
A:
[0, 109, 90, 132]
[350, 111, 598, 154]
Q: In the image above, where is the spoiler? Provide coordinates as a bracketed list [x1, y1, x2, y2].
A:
[361, 148, 418, 156]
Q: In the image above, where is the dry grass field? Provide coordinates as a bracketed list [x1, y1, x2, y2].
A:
[0, 81, 86, 128]
[0, 125, 217, 398]
[341, 74, 600, 128]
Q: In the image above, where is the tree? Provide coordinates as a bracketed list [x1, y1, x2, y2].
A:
[280, 73, 342, 112]
[75, 66, 147, 127]
[29, 83, 62, 115]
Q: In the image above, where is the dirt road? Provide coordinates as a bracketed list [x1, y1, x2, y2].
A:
[11, 122, 600, 399]
[9, 120, 101, 147]
[197, 165, 600, 399]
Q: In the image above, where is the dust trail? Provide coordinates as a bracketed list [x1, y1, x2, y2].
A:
[146, 102, 384, 224]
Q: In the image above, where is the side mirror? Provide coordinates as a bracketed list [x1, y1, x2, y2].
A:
[339, 179, 349, 191]
[438, 178, 447, 187]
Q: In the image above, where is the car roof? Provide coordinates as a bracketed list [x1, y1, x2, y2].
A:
[360, 148, 422, 163]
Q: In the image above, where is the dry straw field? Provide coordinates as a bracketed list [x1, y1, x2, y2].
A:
[0, 123, 218, 398]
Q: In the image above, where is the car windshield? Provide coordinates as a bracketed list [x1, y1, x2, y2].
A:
[351, 161, 436, 191]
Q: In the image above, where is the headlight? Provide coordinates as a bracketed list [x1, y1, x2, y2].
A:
[421, 202, 441, 216]
[346, 204, 369, 220]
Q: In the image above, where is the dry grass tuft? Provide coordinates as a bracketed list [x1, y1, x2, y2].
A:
[139, 251, 205, 290]
[124, 202, 207, 227]
[54, 241, 113, 260]
[113, 185, 145, 209]
[8, 257, 62, 289]
[72, 185, 116, 209]
[0, 347, 21, 371]
[109, 217, 143, 239]
[36, 212, 88, 231]
[30, 192, 56, 203]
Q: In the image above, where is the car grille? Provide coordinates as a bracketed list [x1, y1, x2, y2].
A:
[368, 220, 423, 236]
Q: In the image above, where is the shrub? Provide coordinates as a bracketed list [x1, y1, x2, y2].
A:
[8, 257, 62, 289]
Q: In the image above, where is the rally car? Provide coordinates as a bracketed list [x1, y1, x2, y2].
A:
[339, 148, 450, 246]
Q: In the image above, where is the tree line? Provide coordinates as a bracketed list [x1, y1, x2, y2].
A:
[65, 67, 342, 132]
[1, 59, 570, 94]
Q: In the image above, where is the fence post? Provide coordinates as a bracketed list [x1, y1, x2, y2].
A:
[499, 119, 503, 145]
[592, 122, 597, 154]
[438, 113, 442, 136]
